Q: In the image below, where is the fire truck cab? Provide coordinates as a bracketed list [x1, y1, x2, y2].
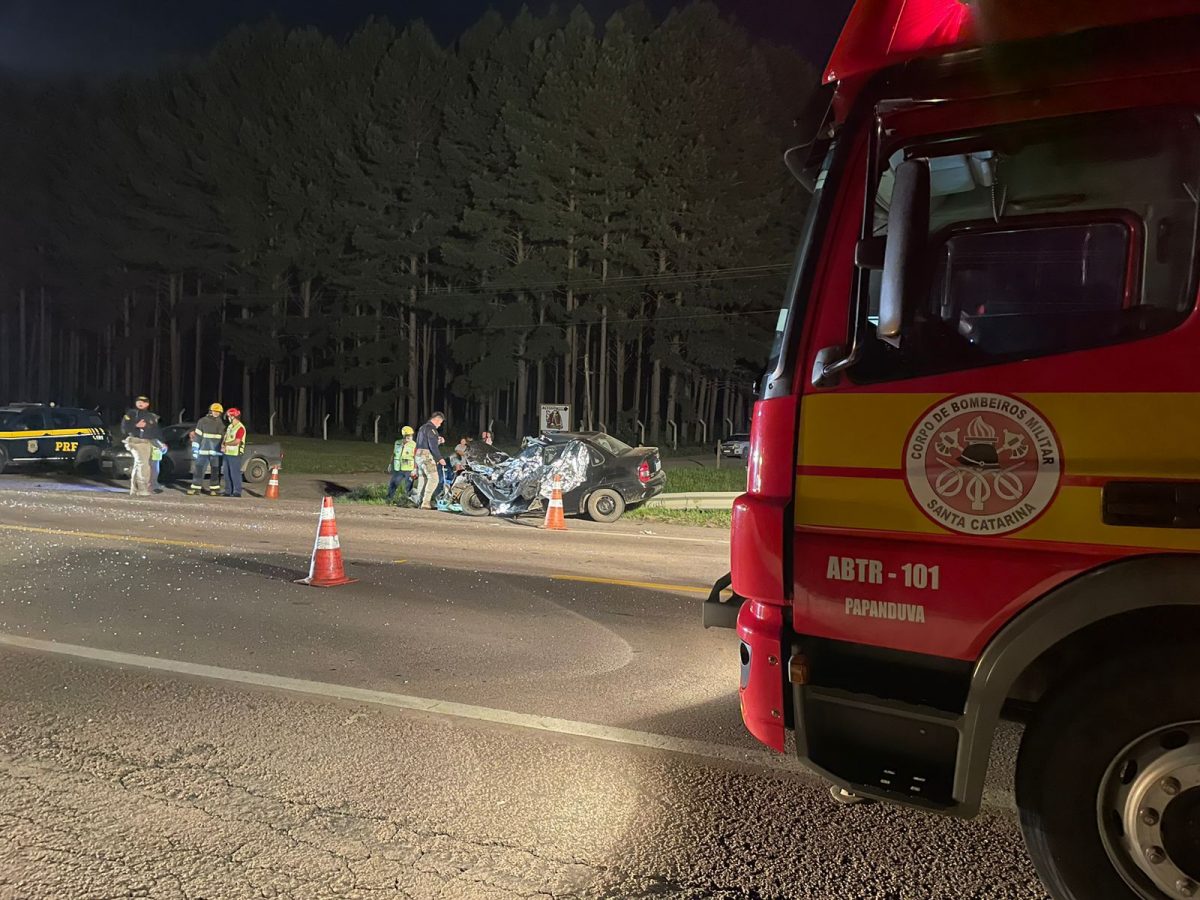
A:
[709, 2, 1200, 898]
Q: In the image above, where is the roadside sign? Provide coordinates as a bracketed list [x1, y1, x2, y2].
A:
[539, 404, 571, 433]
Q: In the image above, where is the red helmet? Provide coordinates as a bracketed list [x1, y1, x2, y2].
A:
[226, 407, 241, 418]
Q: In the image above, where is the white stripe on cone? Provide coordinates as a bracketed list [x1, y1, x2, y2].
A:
[315, 535, 340, 550]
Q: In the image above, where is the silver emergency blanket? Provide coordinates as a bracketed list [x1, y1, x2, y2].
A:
[463, 437, 591, 516]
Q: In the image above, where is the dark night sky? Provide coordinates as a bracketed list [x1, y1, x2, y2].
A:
[0, 0, 854, 77]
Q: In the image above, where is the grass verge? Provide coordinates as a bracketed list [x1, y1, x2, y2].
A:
[339, 483, 408, 506]
[251, 434, 392, 475]
[661, 467, 746, 493]
[625, 506, 732, 528]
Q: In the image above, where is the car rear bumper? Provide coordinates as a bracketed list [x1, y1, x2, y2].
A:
[101, 457, 133, 478]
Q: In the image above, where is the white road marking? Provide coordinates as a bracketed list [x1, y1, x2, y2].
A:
[0, 631, 797, 773]
[0, 631, 1018, 815]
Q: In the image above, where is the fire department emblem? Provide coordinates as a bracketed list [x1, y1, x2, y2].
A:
[903, 393, 1061, 535]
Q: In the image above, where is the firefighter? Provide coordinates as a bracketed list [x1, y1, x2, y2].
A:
[220, 407, 247, 497]
[386, 425, 417, 503]
[188, 403, 225, 496]
[120, 394, 161, 497]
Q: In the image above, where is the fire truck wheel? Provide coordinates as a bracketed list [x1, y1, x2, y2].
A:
[1016, 647, 1200, 900]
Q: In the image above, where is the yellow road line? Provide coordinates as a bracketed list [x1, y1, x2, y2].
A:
[552, 574, 711, 595]
[0, 523, 225, 552]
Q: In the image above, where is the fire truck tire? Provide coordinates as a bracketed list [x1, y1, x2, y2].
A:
[1015, 646, 1199, 900]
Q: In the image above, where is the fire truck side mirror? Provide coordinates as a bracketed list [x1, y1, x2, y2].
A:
[878, 158, 931, 348]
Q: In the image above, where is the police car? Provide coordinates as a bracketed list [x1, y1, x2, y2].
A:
[0, 403, 110, 474]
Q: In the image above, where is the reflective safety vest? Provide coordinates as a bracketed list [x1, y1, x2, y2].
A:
[195, 415, 224, 456]
[395, 437, 416, 472]
[223, 420, 246, 457]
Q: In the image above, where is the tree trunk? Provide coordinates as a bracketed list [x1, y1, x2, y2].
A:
[649, 358, 661, 443]
[149, 285, 161, 404]
[408, 255, 419, 425]
[598, 305, 608, 429]
[296, 279, 312, 433]
[269, 297, 279, 431]
[582, 322, 593, 431]
[192, 277, 203, 421]
[535, 298, 545, 411]
[217, 301, 226, 401]
[169, 274, 182, 422]
[0, 307, 8, 399]
[515, 327, 528, 439]
[17, 288, 27, 398]
[123, 293, 132, 399]
[665, 368, 678, 448]
[613, 335, 625, 419]
[241, 306, 252, 425]
[38, 286, 49, 400]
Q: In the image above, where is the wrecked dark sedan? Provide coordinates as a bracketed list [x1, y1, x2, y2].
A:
[453, 432, 665, 523]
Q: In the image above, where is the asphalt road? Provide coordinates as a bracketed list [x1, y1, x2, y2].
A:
[0, 480, 1047, 899]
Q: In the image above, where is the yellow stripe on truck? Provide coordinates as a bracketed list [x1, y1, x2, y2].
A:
[795, 476, 1200, 551]
[798, 392, 1200, 481]
[0, 428, 101, 440]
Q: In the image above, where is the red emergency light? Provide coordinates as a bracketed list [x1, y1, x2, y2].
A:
[824, 0, 1200, 84]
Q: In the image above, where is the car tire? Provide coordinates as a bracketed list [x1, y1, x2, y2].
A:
[1015, 642, 1200, 900]
[0, 446, 7, 475]
[243, 457, 269, 484]
[458, 485, 489, 517]
[586, 488, 625, 523]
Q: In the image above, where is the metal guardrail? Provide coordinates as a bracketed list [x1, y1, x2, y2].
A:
[642, 491, 740, 510]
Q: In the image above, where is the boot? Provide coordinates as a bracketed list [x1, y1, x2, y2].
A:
[204, 485, 222, 496]
[186, 485, 201, 496]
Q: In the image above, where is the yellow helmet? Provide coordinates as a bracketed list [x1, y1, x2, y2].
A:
[209, 403, 224, 414]
[401, 425, 414, 435]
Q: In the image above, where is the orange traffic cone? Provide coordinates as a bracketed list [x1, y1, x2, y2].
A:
[296, 497, 357, 587]
[264, 465, 281, 500]
[543, 474, 568, 531]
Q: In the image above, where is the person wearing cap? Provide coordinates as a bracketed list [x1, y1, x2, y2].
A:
[120, 394, 162, 497]
[220, 407, 247, 497]
[413, 412, 445, 510]
[386, 425, 417, 503]
[188, 403, 226, 496]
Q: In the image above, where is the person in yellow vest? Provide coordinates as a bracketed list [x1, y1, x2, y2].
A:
[220, 407, 247, 497]
[386, 425, 417, 503]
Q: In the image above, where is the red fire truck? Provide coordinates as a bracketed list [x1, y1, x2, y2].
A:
[705, 2, 1200, 898]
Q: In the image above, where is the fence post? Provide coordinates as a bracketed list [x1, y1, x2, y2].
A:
[374, 415, 381, 444]
[269, 411, 277, 437]
[723, 416, 734, 437]
[667, 419, 677, 451]
[635, 419, 645, 447]
[322, 413, 331, 441]
[696, 418, 707, 445]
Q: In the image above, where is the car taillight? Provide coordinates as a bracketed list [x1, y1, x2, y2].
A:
[638, 460, 651, 483]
